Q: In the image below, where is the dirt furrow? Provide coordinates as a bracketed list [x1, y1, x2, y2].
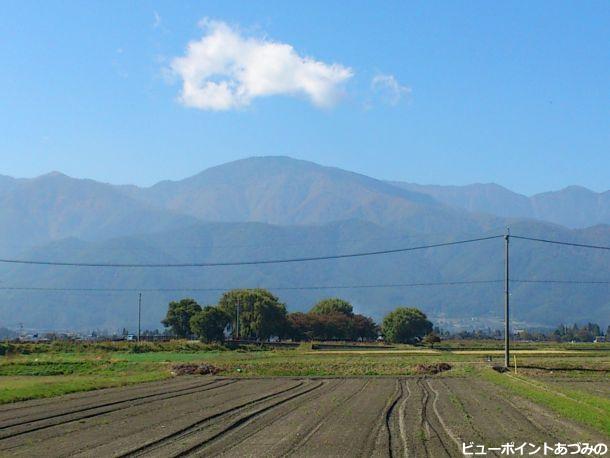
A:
[196, 378, 368, 457]
[167, 380, 326, 458]
[433, 378, 609, 455]
[0, 376, 213, 419]
[382, 379, 403, 457]
[426, 381, 462, 449]
[394, 377, 427, 458]
[197, 379, 350, 457]
[367, 378, 404, 458]
[418, 378, 455, 457]
[440, 378, 561, 446]
[434, 379, 490, 455]
[0, 379, 234, 436]
[397, 379, 412, 458]
[208, 378, 395, 458]
[387, 378, 457, 458]
[117, 380, 313, 457]
[1, 376, 606, 458]
[288, 378, 397, 458]
[1, 378, 296, 457]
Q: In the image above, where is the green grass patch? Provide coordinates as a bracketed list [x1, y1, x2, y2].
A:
[1, 343, 608, 405]
[482, 368, 610, 436]
[0, 360, 162, 376]
[112, 351, 228, 363]
[0, 340, 232, 356]
[0, 372, 169, 404]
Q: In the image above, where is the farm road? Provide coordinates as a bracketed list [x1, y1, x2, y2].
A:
[0, 376, 605, 457]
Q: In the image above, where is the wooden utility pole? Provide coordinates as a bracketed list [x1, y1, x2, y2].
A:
[137, 293, 142, 343]
[504, 229, 510, 368]
[236, 299, 240, 340]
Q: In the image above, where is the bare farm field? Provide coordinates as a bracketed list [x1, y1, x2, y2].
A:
[0, 375, 607, 458]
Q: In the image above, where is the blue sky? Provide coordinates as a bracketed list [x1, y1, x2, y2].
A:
[0, 1, 608, 194]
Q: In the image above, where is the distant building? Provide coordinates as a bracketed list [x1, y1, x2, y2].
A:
[594, 336, 606, 343]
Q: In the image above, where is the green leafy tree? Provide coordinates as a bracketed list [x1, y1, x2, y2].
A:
[382, 307, 433, 344]
[552, 322, 602, 342]
[190, 306, 231, 343]
[161, 298, 202, 338]
[218, 289, 288, 340]
[310, 298, 353, 316]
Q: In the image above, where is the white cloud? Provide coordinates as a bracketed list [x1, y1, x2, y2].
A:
[371, 74, 410, 105]
[153, 11, 161, 29]
[170, 20, 353, 110]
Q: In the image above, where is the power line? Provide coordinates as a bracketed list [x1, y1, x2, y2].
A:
[0, 280, 502, 293]
[0, 235, 503, 268]
[135, 231, 458, 251]
[511, 235, 610, 251]
[512, 279, 610, 285]
[0, 229, 508, 257]
[2, 233, 605, 268]
[7, 277, 608, 293]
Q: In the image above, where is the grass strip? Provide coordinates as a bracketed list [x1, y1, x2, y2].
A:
[482, 368, 610, 437]
[0, 364, 169, 404]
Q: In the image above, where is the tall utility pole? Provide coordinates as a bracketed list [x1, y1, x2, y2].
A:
[137, 293, 142, 343]
[236, 300, 240, 340]
[504, 228, 510, 368]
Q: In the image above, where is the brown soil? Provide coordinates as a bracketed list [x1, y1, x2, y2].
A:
[171, 363, 220, 376]
[413, 363, 452, 375]
[0, 376, 606, 457]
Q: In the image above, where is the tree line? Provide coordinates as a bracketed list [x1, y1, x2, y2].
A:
[548, 323, 607, 342]
[161, 288, 434, 344]
[433, 323, 609, 342]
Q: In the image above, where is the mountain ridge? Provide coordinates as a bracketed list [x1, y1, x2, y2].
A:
[0, 156, 608, 330]
[1, 155, 607, 254]
[390, 180, 610, 229]
[127, 156, 467, 228]
[0, 171, 199, 255]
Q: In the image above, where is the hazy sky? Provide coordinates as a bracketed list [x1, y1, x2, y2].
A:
[1, 1, 608, 194]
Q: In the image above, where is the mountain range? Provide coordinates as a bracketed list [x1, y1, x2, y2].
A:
[0, 156, 608, 332]
[390, 181, 610, 229]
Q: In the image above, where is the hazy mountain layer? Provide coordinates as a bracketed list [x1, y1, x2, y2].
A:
[1, 220, 608, 331]
[0, 156, 608, 331]
[2, 157, 607, 258]
[0, 172, 198, 255]
[392, 181, 610, 229]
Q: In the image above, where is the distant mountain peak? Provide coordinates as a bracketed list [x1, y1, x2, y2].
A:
[38, 171, 69, 179]
[391, 180, 609, 229]
[556, 185, 595, 194]
[1, 156, 608, 232]
[135, 154, 458, 228]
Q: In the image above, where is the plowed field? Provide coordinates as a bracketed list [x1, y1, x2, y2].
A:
[0, 376, 606, 457]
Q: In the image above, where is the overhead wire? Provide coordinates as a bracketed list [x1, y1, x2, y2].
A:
[511, 235, 610, 251]
[0, 279, 503, 293]
[0, 235, 503, 268]
[512, 279, 610, 285]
